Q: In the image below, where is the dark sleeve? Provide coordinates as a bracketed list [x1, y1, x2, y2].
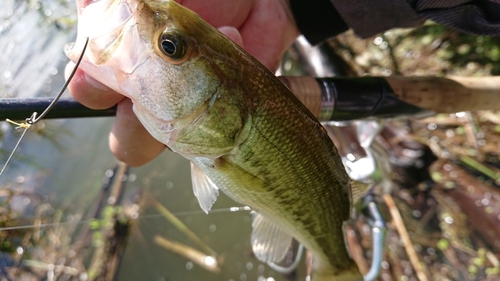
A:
[330, 0, 425, 38]
[289, 0, 424, 45]
[415, 0, 500, 37]
[288, 0, 349, 45]
[290, 0, 500, 46]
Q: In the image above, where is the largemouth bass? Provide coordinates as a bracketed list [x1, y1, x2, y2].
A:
[66, 0, 364, 280]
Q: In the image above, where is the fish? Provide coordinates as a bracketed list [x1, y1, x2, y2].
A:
[65, 0, 365, 280]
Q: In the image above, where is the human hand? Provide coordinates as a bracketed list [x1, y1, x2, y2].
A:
[67, 0, 299, 166]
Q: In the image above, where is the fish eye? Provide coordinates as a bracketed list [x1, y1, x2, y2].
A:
[158, 32, 186, 60]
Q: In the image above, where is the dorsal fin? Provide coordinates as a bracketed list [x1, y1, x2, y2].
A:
[350, 180, 370, 205]
[251, 212, 293, 263]
[350, 180, 373, 218]
[190, 161, 219, 214]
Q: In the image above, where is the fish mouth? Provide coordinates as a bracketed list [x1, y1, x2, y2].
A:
[66, 0, 137, 59]
[65, 0, 149, 96]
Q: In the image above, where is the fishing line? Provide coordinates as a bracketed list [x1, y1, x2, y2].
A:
[0, 205, 251, 232]
[0, 219, 93, 232]
[0, 115, 33, 177]
[0, 37, 89, 178]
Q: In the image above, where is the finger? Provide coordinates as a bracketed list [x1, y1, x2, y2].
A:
[180, 0, 253, 28]
[218, 26, 244, 47]
[65, 62, 124, 109]
[75, 0, 93, 14]
[239, 0, 299, 71]
[109, 98, 166, 166]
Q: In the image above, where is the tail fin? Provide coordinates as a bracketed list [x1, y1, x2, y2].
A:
[312, 262, 363, 281]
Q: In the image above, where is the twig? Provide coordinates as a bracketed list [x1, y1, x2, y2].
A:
[383, 194, 428, 281]
[478, 111, 500, 124]
[462, 112, 481, 161]
[22, 259, 80, 276]
[459, 155, 500, 181]
[152, 198, 217, 257]
[345, 225, 369, 275]
[442, 246, 471, 281]
[382, 34, 401, 75]
[154, 235, 220, 273]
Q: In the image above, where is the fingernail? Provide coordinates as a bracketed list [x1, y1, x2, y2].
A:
[64, 62, 76, 80]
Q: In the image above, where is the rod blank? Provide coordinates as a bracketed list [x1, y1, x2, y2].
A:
[2, 76, 500, 122]
[0, 98, 116, 121]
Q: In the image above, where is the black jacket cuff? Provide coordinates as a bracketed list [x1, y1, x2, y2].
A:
[289, 0, 349, 45]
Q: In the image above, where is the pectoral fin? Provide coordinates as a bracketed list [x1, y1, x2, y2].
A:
[191, 161, 219, 214]
[251, 212, 292, 263]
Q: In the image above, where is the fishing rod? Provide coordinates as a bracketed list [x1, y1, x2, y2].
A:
[284, 75, 500, 121]
[1, 75, 500, 122]
[0, 97, 116, 120]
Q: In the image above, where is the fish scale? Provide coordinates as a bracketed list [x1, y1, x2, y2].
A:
[65, 0, 364, 279]
[225, 75, 352, 268]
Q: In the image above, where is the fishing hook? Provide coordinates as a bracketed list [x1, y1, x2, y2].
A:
[267, 243, 305, 274]
[0, 37, 89, 178]
[29, 37, 89, 124]
[361, 196, 388, 281]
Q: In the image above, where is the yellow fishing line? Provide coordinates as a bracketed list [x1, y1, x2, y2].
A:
[6, 119, 32, 129]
